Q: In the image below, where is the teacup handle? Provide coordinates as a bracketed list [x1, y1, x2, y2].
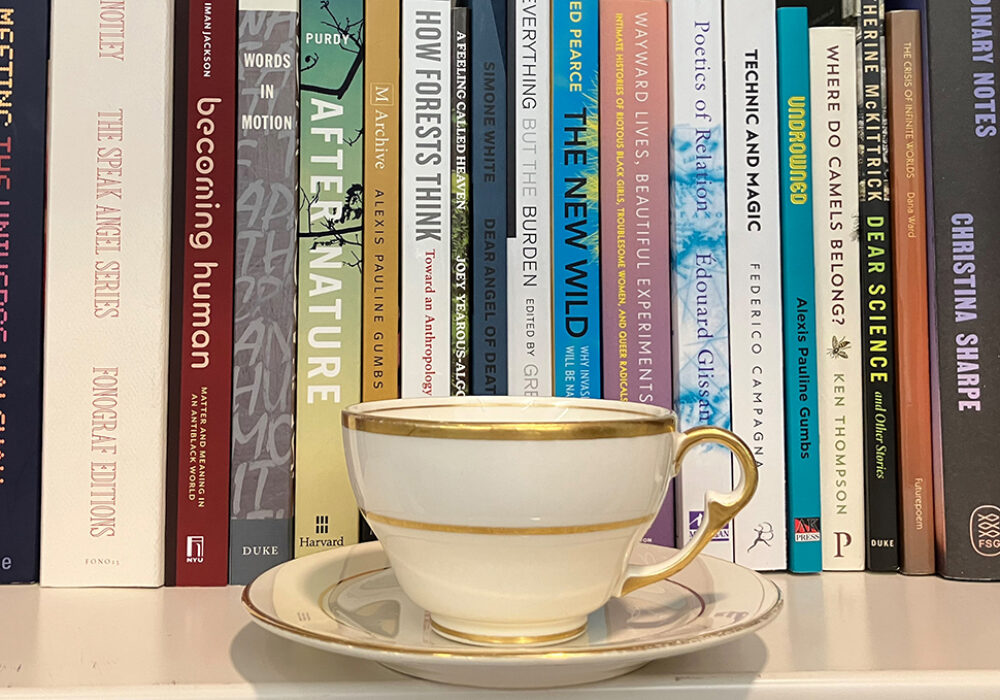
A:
[616, 426, 759, 597]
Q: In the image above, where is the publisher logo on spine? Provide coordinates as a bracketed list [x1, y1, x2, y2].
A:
[747, 522, 775, 552]
[316, 515, 329, 535]
[794, 518, 821, 543]
[186, 535, 205, 563]
[970, 505, 1000, 557]
[833, 532, 853, 558]
[688, 511, 731, 542]
[370, 82, 395, 105]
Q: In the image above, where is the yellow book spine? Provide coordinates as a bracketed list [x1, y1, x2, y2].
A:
[363, 0, 401, 402]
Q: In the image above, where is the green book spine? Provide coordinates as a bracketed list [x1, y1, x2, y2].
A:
[294, 0, 365, 556]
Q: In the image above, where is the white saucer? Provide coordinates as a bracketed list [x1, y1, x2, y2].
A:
[242, 541, 782, 689]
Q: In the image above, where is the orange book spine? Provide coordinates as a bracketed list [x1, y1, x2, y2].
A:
[887, 9, 934, 575]
[363, 0, 401, 402]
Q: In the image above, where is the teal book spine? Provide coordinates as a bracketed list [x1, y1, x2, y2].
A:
[551, 0, 600, 398]
[777, 6, 822, 573]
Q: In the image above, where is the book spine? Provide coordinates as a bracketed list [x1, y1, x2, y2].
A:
[854, 0, 900, 572]
[508, 0, 552, 397]
[229, 2, 298, 586]
[599, 0, 673, 546]
[401, 0, 452, 398]
[360, 0, 399, 543]
[170, 0, 237, 586]
[451, 3, 471, 396]
[776, 6, 822, 573]
[810, 26, 865, 571]
[925, 0, 1000, 580]
[552, 0, 601, 399]
[470, 0, 508, 396]
[362, 0, 400, 404]
[723, 0, 788, 571]
[669, 0, 733, 559]
[0, 1, 47, 584]
[40, 0, 173, 587]
[293, 0, 365, 559]
[887, 9, 934, 576]
[166, 0, 188, 589]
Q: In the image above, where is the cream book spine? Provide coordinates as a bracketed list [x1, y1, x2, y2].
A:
[507, 0, 552, 397]
[810, 26, 865, 571]
[723, 0, 788, 571]
[40, 0, 174, 587]
[400, 0, 452, 397]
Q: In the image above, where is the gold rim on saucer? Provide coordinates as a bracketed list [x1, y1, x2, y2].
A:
[240, 543, 785, 660]
[342, 397, 677, 440]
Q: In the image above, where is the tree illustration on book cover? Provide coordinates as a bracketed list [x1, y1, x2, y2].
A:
[300, 1, 364, 259]
[294, 0, 367, 557]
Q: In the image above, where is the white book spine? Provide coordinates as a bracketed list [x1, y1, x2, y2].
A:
[669, 0, 734, 560]
[401, 0, 452, 398]
[723, 0, 788, 571]
[39, 0, 173, 586]
[508, 0, 552, 397]
[810, 26, 865, 570]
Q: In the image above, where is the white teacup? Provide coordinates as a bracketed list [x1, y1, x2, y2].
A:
[342, 396, 757, 647]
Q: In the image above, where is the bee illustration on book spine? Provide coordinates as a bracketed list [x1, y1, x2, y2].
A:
[828, 335, 850, 359]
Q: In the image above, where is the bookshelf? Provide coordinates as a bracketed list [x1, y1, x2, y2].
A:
[4, 2, 998, 698]
[2, 572, 999, 698]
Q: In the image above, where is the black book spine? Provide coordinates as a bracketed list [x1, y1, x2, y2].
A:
[0, 2, 49, 584]
[925, 0, 1000, 580]
[452, 2, 471, 396]
[164, 0, 190, 587]
[359, 513, 376, 543]
[855, 0, 900, 571]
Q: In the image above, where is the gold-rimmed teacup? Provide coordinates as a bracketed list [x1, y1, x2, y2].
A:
[342, 396, 757, 647]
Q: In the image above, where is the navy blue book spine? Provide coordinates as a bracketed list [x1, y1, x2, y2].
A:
[470, 0, 508, 395]
[0, 2, 49, 584]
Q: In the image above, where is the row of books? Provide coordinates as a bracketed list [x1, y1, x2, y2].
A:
[0, 0, 997, 587]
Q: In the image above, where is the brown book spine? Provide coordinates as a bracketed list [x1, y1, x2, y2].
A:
[887, 9, 934, 575]
[363, 0, 401, 403]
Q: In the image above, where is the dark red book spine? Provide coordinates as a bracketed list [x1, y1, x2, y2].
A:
[171, 0, 237, 585]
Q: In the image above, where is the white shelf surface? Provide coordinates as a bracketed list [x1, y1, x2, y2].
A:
[2, 572, 999, 698]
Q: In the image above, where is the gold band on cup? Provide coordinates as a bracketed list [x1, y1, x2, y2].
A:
[342, 398, 676, 441]
[362, 510, 654, 536]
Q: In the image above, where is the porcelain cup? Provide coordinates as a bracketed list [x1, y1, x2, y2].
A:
[342, 396, 758, 647]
